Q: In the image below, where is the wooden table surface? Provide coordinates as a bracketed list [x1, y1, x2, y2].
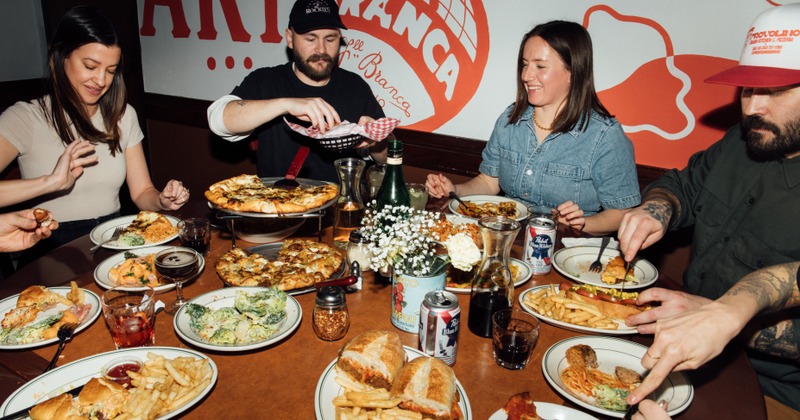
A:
[0, 203, 767, 419]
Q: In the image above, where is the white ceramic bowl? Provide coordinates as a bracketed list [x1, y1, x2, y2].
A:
[233, 218, 305, 243]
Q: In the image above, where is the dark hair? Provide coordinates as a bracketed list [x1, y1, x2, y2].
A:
[39, 5, 126, 155]
[509, 20, 611, 133]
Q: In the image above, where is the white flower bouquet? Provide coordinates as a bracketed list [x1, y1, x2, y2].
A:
[360, 205, 481, 277]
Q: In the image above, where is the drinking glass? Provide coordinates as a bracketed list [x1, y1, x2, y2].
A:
[178, 218, 211, 256]
[406, 183, 429, 211]
[492, 308, 540, 369]
[366, 164, 386, 200]
[101, 287, 156, 348]
[155, 247, 200, 315]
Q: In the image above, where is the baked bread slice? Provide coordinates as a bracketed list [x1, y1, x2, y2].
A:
[390, 356, 460, 420]
[336, 330, 405, 390]
[29, 393, 84, 420]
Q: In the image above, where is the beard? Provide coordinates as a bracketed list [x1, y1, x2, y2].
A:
[741, 114, 800, 160]
[292, 49, 337, 82]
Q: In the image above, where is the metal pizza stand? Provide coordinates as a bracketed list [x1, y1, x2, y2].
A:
[207, 177, 337, 248]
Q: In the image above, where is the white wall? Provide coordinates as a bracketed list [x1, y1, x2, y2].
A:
[0, 0, 47, 81]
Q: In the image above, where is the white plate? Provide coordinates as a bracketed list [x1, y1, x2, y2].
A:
[552, 246, 658, 289]
[518, 286, 637, 335]
[89, 214, 180, 250]
[94, 246, 206, 292]
[314, 346, 472, 420]
[542, 336, 693, 418]
[448, 194, 529, 222]
[0, 287, 101, 350]
[173, 287, 301, 352]
[0, 346, 217, 418]
[446, 258, 532, 294]
[488, 402, 598, 420]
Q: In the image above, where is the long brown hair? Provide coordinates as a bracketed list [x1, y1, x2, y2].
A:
[39, 5, 126, 155]
[509, 21, 611, 133]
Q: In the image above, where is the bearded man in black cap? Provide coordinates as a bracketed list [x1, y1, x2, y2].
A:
[208, 0, 386, 182]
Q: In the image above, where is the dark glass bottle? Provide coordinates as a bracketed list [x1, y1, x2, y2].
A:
[375, 139, 410, 209]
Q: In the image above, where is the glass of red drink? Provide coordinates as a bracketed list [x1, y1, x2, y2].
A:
[101, 287, 156, 348]
[178, 218, 211, 256]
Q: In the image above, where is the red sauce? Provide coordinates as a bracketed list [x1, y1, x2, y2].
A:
[105, 363, 141, 387]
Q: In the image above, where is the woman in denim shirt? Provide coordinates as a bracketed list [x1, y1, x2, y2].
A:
[427, 21, 640, 235]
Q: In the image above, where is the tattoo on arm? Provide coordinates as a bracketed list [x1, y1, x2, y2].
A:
[749, 319, 800, 360]
[727, 262, 800, 314]
[640, 188, 680, 230]
[235, 100, 247, 107]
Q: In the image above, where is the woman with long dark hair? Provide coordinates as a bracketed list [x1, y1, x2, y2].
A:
[427, 21, 639, 235]
[0, 6, 189, 262]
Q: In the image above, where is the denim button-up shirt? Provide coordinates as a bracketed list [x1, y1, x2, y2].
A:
[479, 104, 640, 215]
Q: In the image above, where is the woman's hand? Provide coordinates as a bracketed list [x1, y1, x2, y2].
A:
[47, 140, 97, 192]
[555, 201, 585, 231]
[425, 173, 454, 199]
[0, 209, 58, 252]
[158, 179, 190, 210]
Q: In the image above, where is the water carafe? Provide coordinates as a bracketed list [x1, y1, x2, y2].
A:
[468, 216, 521, 337]
[333, 158, 366, 249]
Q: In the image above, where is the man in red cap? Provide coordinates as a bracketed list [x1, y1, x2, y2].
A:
[615, 3, 800, 415]
[207, 0, 386, 183]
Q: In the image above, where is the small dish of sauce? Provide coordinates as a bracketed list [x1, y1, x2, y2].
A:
[102, 357, 142, 388]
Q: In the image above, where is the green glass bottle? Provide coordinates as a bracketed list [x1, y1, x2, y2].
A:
[375, 139, 410, 209]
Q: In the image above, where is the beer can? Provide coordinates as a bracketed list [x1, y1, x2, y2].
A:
[418, 290, 460, 366]
[524, 216, 557, 275]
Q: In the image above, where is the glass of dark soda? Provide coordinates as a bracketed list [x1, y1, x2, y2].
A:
[178, 218, 211, 255]
[492, 309, 540, 369]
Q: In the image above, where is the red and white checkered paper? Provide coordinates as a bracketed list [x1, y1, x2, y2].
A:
[284, 117, 400, 142]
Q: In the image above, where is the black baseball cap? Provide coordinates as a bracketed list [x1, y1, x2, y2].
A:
[289, 0, 346, 34]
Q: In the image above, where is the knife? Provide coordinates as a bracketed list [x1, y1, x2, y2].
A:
[0, 383, 86, 420]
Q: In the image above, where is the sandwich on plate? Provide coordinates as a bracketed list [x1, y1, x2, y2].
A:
[335, 330, 405, 390]
[390, 356, 463, 420]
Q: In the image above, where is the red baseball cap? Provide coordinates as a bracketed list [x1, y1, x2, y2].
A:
[706, 4, 800, 88]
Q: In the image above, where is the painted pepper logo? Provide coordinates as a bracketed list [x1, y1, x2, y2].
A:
[338, 0, 490, 132]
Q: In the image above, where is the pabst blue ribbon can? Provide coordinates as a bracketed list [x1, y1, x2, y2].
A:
[418, 290, 460, 366]
[524, 216, 557, 275]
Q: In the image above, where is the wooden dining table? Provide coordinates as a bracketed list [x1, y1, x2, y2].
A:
[0, 201, 768, 419]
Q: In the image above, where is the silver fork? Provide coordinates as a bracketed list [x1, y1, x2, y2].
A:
[588, 236, 610, 273]
[44, 322, 78, 372]
[89, 225, 123, 253]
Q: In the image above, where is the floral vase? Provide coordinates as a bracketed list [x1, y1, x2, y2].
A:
[391, 269, 447, 333]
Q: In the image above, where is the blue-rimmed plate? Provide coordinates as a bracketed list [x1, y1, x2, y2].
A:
[173, 287, 301, 352]
[315, 346, 472, 420]
[94, 245, 205, 293]
[89, 214, 180, 250]
[542, 336, 693, 418]
[0, 346, 217, 419]
[518, 286, 638, 335]
[552, 246, 658, 289]
[448, 194, 528, 222]
[488, 401, 598, 420]
[0, 287, 101, 350]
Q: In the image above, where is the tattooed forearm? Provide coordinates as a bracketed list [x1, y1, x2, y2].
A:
[639, 188, 679, 230]
[235, 100, 247, 107]
[727, 263, 800, 314]
[749, 319, 800, 360]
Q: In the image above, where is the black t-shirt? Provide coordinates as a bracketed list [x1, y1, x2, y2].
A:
[231, 63, 384, 182]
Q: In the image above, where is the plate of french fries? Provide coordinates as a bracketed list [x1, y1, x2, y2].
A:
[314, 346, 472, 420]
[0, 347, 217, 419]
[518, 285, 637, 335]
